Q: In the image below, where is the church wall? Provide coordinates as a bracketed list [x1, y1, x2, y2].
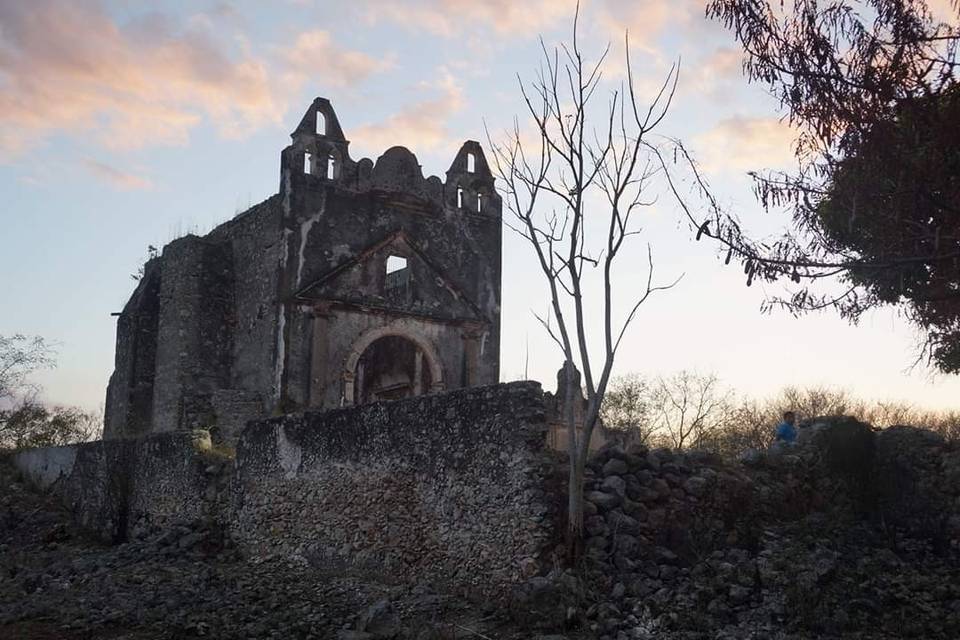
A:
[104, 261, 161, 439]
[151, 236, 234, 433]
[207, 195, 284, 409]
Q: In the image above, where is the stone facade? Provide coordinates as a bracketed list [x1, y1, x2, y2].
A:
[104, 97, 502, 443]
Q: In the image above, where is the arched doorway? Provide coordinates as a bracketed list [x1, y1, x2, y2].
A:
[351, 334, 436, 404]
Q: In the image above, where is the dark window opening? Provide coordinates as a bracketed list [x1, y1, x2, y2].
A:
[384, 254, 411, 301]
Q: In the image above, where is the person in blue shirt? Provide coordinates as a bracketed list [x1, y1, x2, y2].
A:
[775, 411, 798, 445]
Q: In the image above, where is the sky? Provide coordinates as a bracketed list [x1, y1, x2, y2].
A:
[1, 0, 958, 414]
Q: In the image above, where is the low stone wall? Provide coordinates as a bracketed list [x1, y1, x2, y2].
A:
[11, 430, 214, 542]
[230, 381, 557, 594]
[11, 382, 559, 595]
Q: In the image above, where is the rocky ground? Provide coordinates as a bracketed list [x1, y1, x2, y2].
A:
[0, 457, 573, 640]
[6, 419, 960, 640]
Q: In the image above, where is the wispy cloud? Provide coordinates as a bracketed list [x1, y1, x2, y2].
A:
[276, 30, 395, 88]
[362, 0, 576, 37]
[678, 46, 745, 101]
[350, 71, 465, 159]
[694, 116, 797, 174]
[928, 0, 960, 22]
[81, 159, 153, 190]
[595, 0, 710, 54]
[0, 2, 389, 157]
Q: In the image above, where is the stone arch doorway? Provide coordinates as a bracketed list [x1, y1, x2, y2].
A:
[342, 328, 444, 405]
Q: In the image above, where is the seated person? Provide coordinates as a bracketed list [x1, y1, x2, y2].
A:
[775, 410, 798, 445]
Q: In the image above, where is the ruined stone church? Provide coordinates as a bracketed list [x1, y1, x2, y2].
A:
[104, 98, 502, 443]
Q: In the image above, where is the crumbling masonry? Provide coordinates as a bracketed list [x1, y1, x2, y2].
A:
[104, 98, 502, 442]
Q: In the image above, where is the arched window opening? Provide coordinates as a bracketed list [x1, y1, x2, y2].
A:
[303, 151, 312, 174]
[354, 335, 433, 404]
[326, 154, 336, 180]
[456, 186, 463, 209]
[476, 193, 482, 213]
[316, 111, 326, 135]
[466, 152, 476, 173]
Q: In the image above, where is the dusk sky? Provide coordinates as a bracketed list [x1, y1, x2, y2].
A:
[2, 0, 959, 414]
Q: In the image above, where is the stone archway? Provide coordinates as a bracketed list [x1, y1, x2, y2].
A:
[342, 327, 444, 405]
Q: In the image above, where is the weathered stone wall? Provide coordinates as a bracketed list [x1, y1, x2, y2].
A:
[104, 261, 162, 439]
[15, 383, 560, 596]
[207, 195, 283, 409]
[152, 236, 235, 433]
[11, 431, 213, 542]
[230, 381, 555, 594]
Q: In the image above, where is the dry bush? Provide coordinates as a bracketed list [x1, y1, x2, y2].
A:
[602, 372, 959, 458]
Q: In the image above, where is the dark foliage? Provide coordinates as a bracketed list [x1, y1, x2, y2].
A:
[670, 0, 960, 371]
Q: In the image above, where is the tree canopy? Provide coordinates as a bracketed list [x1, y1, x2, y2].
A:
[672, 0, 960, 371]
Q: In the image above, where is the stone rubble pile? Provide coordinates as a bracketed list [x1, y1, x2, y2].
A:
[566, 418, 960, 639]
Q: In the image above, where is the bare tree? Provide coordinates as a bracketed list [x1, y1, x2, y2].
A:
[0, 333, 101, 450]
[487, 9, 685, 549]
[601, 373, 654, 443]
[0, 334, 54, 403]
[649, 371, 732, 450]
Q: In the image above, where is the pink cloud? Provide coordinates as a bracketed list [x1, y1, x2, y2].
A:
[349, 71, 465, 158]
[0, 2, 388, 157]
[362, 0, 577, 37]
[81, 159, 153, 190]
[277, 30, 395, 89]
[928, 0, 960, 22]
[595, 0, 709, 53]
[694, 116, 797, 174]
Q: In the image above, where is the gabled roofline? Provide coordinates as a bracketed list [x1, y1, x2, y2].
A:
[291, 230, 488, 322]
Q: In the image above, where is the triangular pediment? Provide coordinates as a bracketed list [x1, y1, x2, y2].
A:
[294, 231, 485, 323]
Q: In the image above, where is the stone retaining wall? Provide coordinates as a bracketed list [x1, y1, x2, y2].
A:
[11, 382, 559, 595]
[230, 381, 557, 594]
[11, 430, 213, 542]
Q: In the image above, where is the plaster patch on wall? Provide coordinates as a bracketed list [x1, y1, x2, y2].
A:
[274, 228, 290, 403]
[276, 424, 302, 479]
[14, 445, 78, 489]
[297, 207, 324, 288]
